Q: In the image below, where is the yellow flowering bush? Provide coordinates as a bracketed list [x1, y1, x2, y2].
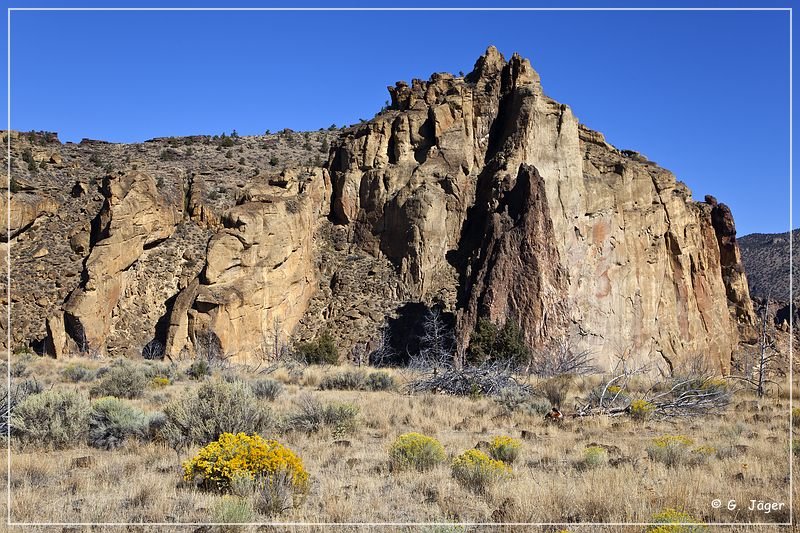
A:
[630, 399, 655, 421]
[451, 449, 510, 493]
[651, 435, 694, 448]
[488, 435, 522, 464]
[582, 445, 608, 469]
[647, 435, 695, 467]
[183, 432, 309, 499]
[645, 508, 707, 532]
[389, 432, 446, 471]
[151, 376, 170, 388]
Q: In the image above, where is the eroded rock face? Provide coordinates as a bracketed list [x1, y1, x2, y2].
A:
[63, 171, 178, 354]
[172, 167, 330, 361]
[328, 46, 756, 372]
[1, 192, 59, 241]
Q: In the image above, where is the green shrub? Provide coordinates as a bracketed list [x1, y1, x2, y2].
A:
[10, 361, 29, 378]
[320, 370, 365, 390]
[645, 508, 708, 532]
[538, 375, 573, 409]
[294, 331, 339, 365]
[319, 369, 395, 391]
[253, 470, 302, 516]
[213, 496, 254, 524]
[496, 388, 551, 416]
[467, 318, 529, 365]
[793, 438, 800, 457]
[12, 389, 90, 449]
[146, 411, 168, 442]
[251, 378, 284, 401]
[365, 371, 395, 391]
[389, 432, 446, 471]
[15, 378, 43, 397]
[581, 445, 608, 469]
[160, 379, 273, 451]
[186, 358, 212, 380]
[488, 436, 521, 464]
[285, 394, 358, 435]
[88, 397, 149, 450]
[142, 361, 177, 380]
[89, 361, 148, 399]
[451, 449, 509, 493]
[151, 376, 170, 388]
[324, 402, 360, 436]
[690, 445, 716, 465]
[219, 135, 236, 148]
[62, 363, 95, 383]
[793, 407, 800, 428]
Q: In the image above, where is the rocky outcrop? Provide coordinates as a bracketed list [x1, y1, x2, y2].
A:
[63, 171, 178, 354]
[707, 196, 757, 338]
[328, 46, 757, 373]
[171, 167, 330, 361]
[457, 164, 569, 350]
[1, 192, 59, 241]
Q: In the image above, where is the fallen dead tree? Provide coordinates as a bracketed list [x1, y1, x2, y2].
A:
[405, 359, 533, 397]
[575, 356, 732, 419]
[404, 308, 532, 397]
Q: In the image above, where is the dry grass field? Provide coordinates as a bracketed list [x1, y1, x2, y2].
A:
[0, 351, 796, 533]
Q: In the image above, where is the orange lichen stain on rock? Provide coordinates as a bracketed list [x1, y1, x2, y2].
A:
[595, 267, 611, 298]
[592, 221, 608, 248]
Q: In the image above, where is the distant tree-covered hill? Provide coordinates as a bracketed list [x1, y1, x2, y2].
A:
[738, 229, 798, 302]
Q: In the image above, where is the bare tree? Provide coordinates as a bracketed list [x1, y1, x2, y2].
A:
[350, 342, 367, 367]
[194, 329, 233, 370]
[528, 337, 596, 377]
[142, 339, 164, 360]
[368, 324, 395, 367]
[407, 308, 530, 397]
[411, 307, 454, 371]
[731, 298, 782, 398]
[575, 351, 649, 416]
[246, 318, 297, 374]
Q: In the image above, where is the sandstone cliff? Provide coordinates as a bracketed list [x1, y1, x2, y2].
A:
[4, 48, 757, 373]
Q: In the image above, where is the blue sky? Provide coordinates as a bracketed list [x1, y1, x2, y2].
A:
[1, 1, 794, 236]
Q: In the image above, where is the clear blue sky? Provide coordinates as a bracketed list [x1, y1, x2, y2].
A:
[2, 1, 794, 236]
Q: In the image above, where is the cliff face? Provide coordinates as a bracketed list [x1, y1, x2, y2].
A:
[328, 46, 756, 372]
[5, 48, 756, 373]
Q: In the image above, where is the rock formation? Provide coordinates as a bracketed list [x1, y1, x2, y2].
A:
[5, 47, 758, 374]
[62, 171, 178, 355]
[327, 46, 756, 372]
[166, 167, 330, 361]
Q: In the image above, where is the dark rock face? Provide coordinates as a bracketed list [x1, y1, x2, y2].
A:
[456, 164, 569, 351]
[709, 200, 756, 333]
